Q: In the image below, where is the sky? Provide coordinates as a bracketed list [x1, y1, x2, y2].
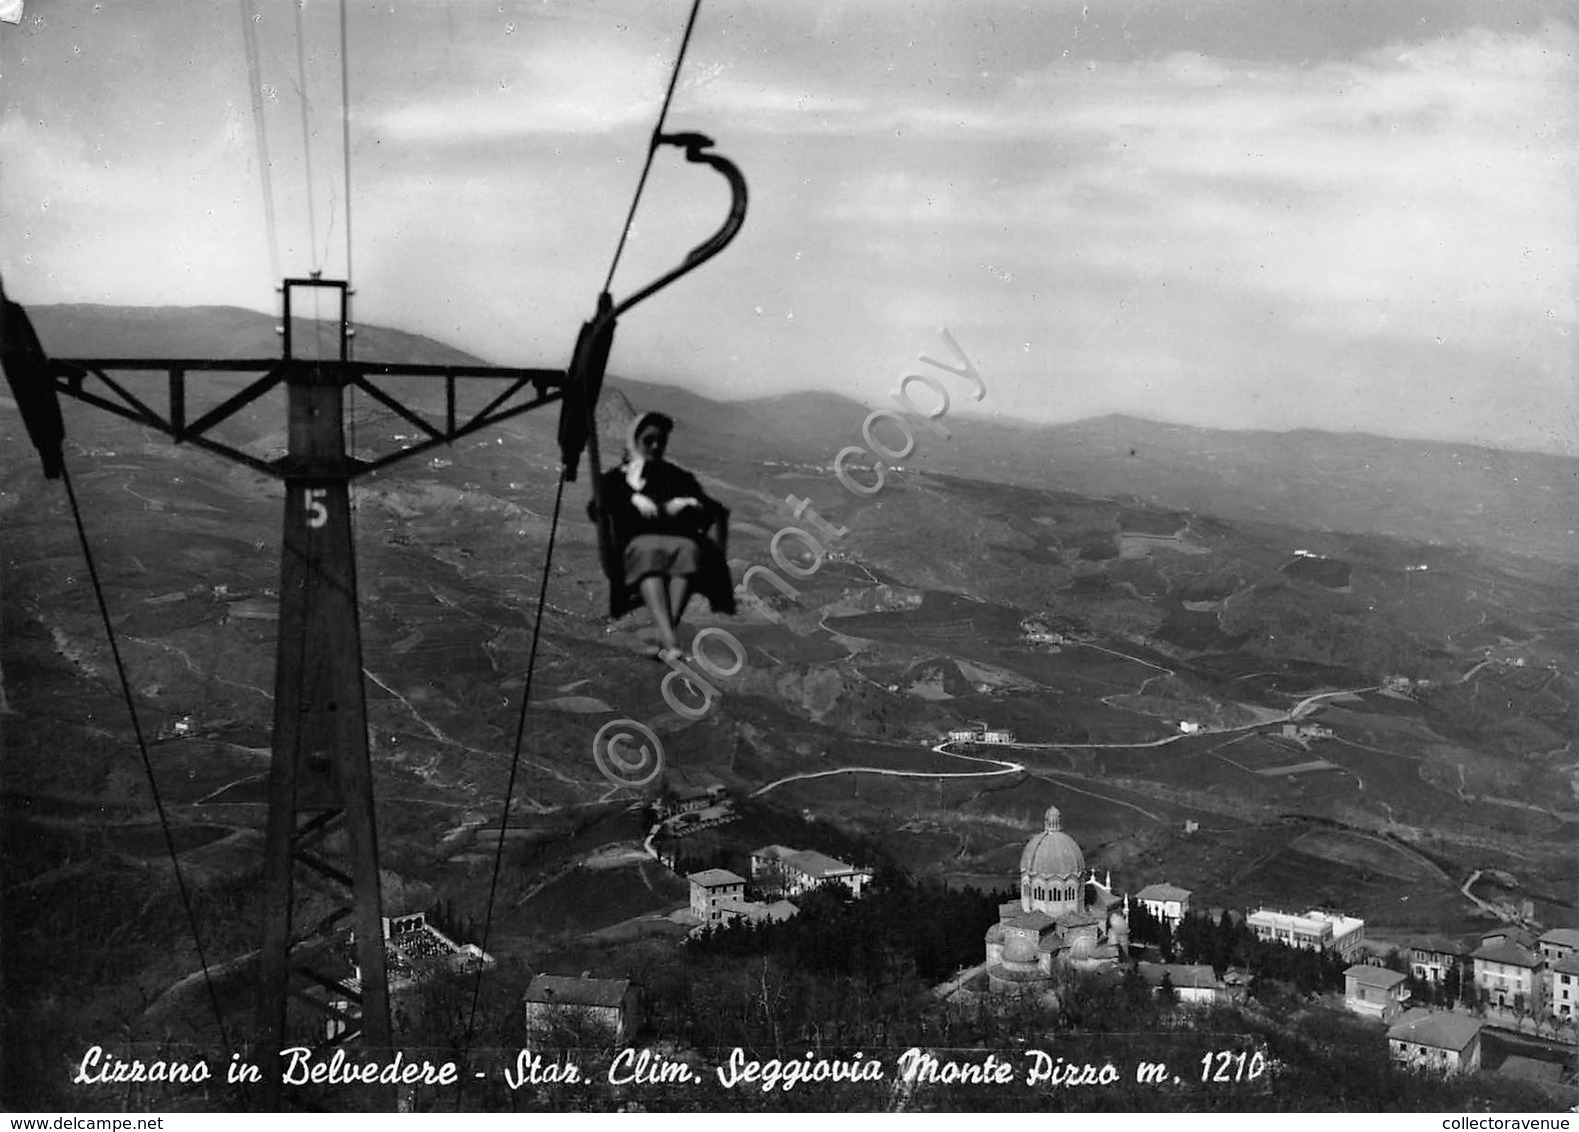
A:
[1, 0, 1576, 454]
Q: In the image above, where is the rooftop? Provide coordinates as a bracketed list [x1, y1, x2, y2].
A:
[1407, 934, 1469, 956]
[687, 868, 746, 888]
[753, 845, 868, 879]
[1001, 910, 1057, 933]
[1138, 963, 1219, 989]
[1472, 940, 1541, 968]
[1387, 1008, 1482, 1051]
[1346, 964, 1408, 990]
[1497, 1056, 1565, 1085]
[1538, 927, 1579, 949]
[523, 974, 632, 1009]
[1480, 926, 1538, 950]
[787, 849, 864, 877]
[1135, 883, 1193, 903]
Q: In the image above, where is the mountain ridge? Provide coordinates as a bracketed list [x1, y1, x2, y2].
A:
[18, 303, 1578, 563]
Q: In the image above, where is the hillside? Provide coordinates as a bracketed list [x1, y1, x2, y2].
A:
[4, 303, 1577, 1110]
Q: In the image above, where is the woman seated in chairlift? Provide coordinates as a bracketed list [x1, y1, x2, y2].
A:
[593, 411, 735, 662]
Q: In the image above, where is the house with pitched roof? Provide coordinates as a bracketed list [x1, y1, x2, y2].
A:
[1472, 932, 1544, 1011]
[1406, 935, 1468, 986]
[1536, 927, 1579, 966]
[1134, 882, 1192, 927]
[750, 845, 873, 899]
[1136, 962, 1224, 1005]
[523, 974, 640, 1045]
[1345, 964, 1410, 1022]
[694, 897, 800, 936]
[687, 868, 747, 925]
[1388, 1008, 1482, 1074]
[1547, 953, 1579, 1021]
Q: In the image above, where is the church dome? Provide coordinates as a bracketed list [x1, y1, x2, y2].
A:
[1019, 805, 1085, 879]
[1002, 933, 1038, 965]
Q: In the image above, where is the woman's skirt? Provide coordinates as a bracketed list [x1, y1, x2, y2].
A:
[623, 533, 702, 587]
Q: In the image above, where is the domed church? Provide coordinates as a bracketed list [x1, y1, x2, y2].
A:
[983, 806, 1128, 994]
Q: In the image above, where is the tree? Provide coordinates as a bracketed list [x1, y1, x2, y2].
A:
[1121, 963, 1151, 1014]
[1159, 972, 1179, 1007]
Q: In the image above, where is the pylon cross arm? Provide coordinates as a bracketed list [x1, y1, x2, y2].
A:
[50, 357, 566, 480]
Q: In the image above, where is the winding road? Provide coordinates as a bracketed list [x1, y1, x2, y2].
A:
[751, 742, 1024, 797]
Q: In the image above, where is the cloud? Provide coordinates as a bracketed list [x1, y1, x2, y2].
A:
[368, 39, 669, 141]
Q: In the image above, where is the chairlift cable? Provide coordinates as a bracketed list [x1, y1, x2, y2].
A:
[581, 0, 711, 604]
[340, 0, 354, 296]
[292, 0, 320, 275]
[600, 0, 704, 295]
[59, 461, 236, 1070]
[339, 0, 358, 501]
[238, 0, 282, 289]
[292, 0, 327, 361]
[457, 468, 569, 1101]
[456, 7, 722, 1091]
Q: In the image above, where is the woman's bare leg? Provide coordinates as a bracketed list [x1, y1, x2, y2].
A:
[640, 575, 679, 653]
[667, 575, 694, 636]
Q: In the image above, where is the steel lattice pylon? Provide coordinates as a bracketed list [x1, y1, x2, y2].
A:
[51, 277, 566, 1108]
[8, 126, 745, 1111]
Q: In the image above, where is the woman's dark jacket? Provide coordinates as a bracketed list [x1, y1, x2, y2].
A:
[589, 459, 737, 620]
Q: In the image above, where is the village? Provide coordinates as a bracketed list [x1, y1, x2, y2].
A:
[355, 770, 1576, 1096]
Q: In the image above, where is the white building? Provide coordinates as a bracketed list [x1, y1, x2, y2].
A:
[1247, 908, 1365, 959]
[1548, 954, 1579, 1020]
[1345, 964, 1410, 1022]
[1473, 935, 1544, 1011]
[1406, 936, 1467, 986]
[980, 729, 1014, 745]
[1134, 882, 1192, 927]
[1137, 962, 1223, 1005]
[750, 846, 872, 898]
[1536, 927, 1579, 966]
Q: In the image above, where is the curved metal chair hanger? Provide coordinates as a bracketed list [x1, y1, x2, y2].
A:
[555, 132, 749, 597]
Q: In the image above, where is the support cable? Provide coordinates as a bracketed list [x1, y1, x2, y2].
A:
[339, 0, 357, 499]
[292, 0, 320, 275]
[600, 0, 703, 294]
[59, 462, 236, 1071]
[239, 0, 282, 289]
[457, 468, 568, 1103]
[292, 0, 326, 362]
[457, 2, 706, 1099]
[339, 0, 354, 295]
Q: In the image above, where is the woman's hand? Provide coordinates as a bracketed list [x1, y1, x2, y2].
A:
[664, 496, 701, 516]
[631, 493, 660, 518]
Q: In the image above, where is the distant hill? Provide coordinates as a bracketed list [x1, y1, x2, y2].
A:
[930, 413, 1579, 564]
[6, 300, 1579, 981]
[18, 303, 1578, 562]
[29, 303, 486, 367]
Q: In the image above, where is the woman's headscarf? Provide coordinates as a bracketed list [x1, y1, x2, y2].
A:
[624, 411, 674, 491]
